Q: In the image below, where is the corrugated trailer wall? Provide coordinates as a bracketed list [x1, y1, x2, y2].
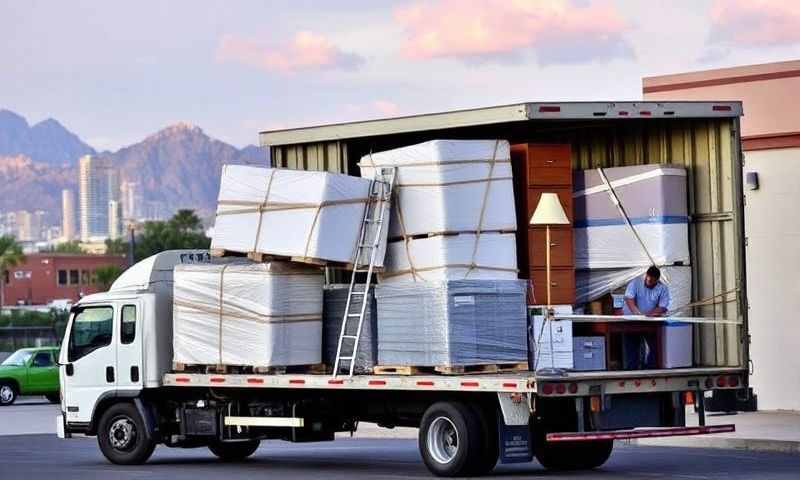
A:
[268, 117, 745, 368]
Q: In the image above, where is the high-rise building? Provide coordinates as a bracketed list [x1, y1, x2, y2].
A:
[15, 210, 33, 241]
[120, 180, 142, 220]
[79, 155, 118, 242]
[108, 200, 122, 240]
[61, 189, 77, 240]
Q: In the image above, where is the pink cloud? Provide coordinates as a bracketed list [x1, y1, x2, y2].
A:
[394, 0, 633, 64]
[372, 100, 400, 116]
[709, 0, 800, 47]
[216, 31, 363, 73]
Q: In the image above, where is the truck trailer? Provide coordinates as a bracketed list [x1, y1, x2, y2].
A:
[57, 101, 749, 477]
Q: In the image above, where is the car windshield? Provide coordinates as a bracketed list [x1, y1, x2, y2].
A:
[1, 350, 33, 366]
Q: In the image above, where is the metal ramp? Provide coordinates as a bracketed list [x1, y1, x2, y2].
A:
[333, 167, 396, 377]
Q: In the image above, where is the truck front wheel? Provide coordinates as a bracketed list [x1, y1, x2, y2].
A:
[419, 401, 484, 477]
[97, 403, 157, 465]
[208, 440, 261, 461]
[534, 439, 613, 470]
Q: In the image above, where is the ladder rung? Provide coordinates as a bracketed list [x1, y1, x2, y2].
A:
[338, 356, 354, 361]
[347, 313, 361, 317]
[341, 335, 358, 339]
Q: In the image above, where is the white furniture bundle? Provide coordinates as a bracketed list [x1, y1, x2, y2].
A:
[359, 140, 518, 283]
[172, 261, 324, 367]
[211, 165, 381, 266]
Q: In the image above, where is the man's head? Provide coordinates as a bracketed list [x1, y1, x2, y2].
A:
[645, 266, 661, 289]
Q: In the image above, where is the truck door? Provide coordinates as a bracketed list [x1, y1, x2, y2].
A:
[116, 303, 143, 393]
[27, 350, 58, 394]
[59, 305, 116, 424]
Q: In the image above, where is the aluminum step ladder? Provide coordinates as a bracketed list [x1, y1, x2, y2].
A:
[333, 166, 396, 377]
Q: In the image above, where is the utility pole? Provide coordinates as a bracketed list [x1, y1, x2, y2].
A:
[127, 224, 136, 267]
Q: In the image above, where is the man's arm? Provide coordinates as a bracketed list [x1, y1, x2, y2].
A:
[624, 297, 643, 316]
[646, 306, 667, 317]
[647, 286, 671, 317]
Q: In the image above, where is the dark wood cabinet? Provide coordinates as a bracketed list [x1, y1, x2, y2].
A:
[511, 143, 575, 305]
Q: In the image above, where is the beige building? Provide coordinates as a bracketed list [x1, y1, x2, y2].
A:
[79, 155, 118, 242]
[645, 60, 800, 411]
[61, 188, 77, 241]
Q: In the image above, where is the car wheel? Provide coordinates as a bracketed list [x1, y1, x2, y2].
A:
[97, 403, 157, 465]
[0, 383, 17, 406]
[418, 401, 483, 477]
[208, 440, 260, 461]
[45, 393, 60, 404]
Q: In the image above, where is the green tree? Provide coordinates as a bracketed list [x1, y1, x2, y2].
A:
[52, 241, 84, 253]
[134, 210, 210, 261]
[105, 237, 128, 255]
[94, 265, 124, 291]
[0, 235, 26, 314]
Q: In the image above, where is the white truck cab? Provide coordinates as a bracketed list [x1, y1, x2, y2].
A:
[57, 251, 209, 435]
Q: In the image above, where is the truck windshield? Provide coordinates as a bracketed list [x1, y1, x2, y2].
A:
[1, 350, 33, 366]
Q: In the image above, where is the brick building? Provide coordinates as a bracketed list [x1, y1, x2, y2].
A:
[2, 253, 127, 306]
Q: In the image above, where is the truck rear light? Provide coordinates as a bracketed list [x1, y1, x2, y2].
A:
[618, 111, 629, 116]
[590, 396, 601, 412]
[539, 106, 561, 113]
[716, 376, 727, 388]
[684, 391, 695, 405]
[555, 384, 566, 394]
[640, 110, 652, 116]
[568, 383, 578, 394]
[542, 384, 554, 395]
[728, 376, 739, 387]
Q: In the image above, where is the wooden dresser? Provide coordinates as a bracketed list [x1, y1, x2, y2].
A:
[511, 143, 575, 305]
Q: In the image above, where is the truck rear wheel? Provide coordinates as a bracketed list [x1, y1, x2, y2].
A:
[418, 401, 483, 477]
[97, 403, 156, 465]
[534, 439, 613, 470]
[469, 404, 499, 475]
[208, 440, 260, 461]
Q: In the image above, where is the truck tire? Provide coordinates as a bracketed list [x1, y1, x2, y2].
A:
[45, 393, 60, 404]
[534, 439, 613, 470]
[468, 404, 499, 475]
[0, 383, 17, 406]
[97, 402, 157, 465]
[208, 440, 261, 461]
[418, 401, 483, 477]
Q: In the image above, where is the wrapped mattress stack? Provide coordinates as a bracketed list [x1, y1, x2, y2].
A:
[172, 261, 324, 367]
[360, 140, 518, 283]
[375, 280, 528, 367]
[211, 165, 383, 266]
[322, 285, 378, 373]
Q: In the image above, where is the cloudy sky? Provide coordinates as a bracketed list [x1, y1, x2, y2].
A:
[1, 0, 799, 150]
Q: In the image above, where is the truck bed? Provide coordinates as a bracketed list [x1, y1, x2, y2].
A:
[163, 366, 745, 395]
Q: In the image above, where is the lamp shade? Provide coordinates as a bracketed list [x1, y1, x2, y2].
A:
[529, 192, 570, 225]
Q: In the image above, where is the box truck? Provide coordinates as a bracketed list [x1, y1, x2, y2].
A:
[57, 101, 748, 477]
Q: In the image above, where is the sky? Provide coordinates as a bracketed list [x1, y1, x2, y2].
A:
[1, 0, 799, 150]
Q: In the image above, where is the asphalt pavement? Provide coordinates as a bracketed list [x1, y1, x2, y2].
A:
[2, 433, 799, 479]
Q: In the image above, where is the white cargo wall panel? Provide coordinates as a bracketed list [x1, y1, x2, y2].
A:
[211, 165, 379, 265]
[173, 261, 324, 367]
[380, 232, 518, 284]
[359, 140, 517, 238]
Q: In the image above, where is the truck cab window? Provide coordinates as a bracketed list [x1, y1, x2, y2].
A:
[68, 306, 114, 362]
[121, 305, 136, 344]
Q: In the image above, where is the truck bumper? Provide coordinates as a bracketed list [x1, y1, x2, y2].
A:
[56, 413, 70, 439]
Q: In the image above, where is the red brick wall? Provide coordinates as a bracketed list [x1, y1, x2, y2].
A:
[2, 254, 128, 306]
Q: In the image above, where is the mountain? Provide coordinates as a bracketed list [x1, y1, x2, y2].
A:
[110, 123, 267, 216]
[0, 110, 267, 223]
[0, 110, 95, 166]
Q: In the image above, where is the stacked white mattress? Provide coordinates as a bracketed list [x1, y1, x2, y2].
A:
[211, 165, 380, 265]
[380, 232, 518, 285]
[172, 261, 324, 367]
[360, 140, 518, 282]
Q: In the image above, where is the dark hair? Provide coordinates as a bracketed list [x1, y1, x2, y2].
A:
[646, 265, 661, 280]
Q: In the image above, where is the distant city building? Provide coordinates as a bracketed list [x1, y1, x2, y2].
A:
[108, 200, 122, 240]
[14, 210, 43, 242]
[1, 252, 127, 306]
[120, 180, 142, 221]
[79, 155, 118, 242]
[61, 188, 78, 240]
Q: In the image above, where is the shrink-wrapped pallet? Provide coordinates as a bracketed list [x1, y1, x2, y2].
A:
[211, 165, 384, 266]
[573, 165, 690, 269]
[379, 232, 518, 285]
[359, 140, 517, 238]
[375, 280, 528, 367]
[172, 261, 324, 367]
[322, 285, 378, 373]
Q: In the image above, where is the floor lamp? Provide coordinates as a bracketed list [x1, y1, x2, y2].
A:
[530, 192, 570, 375]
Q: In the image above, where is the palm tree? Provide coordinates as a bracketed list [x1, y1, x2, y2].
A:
[0, 235, 25, 314]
